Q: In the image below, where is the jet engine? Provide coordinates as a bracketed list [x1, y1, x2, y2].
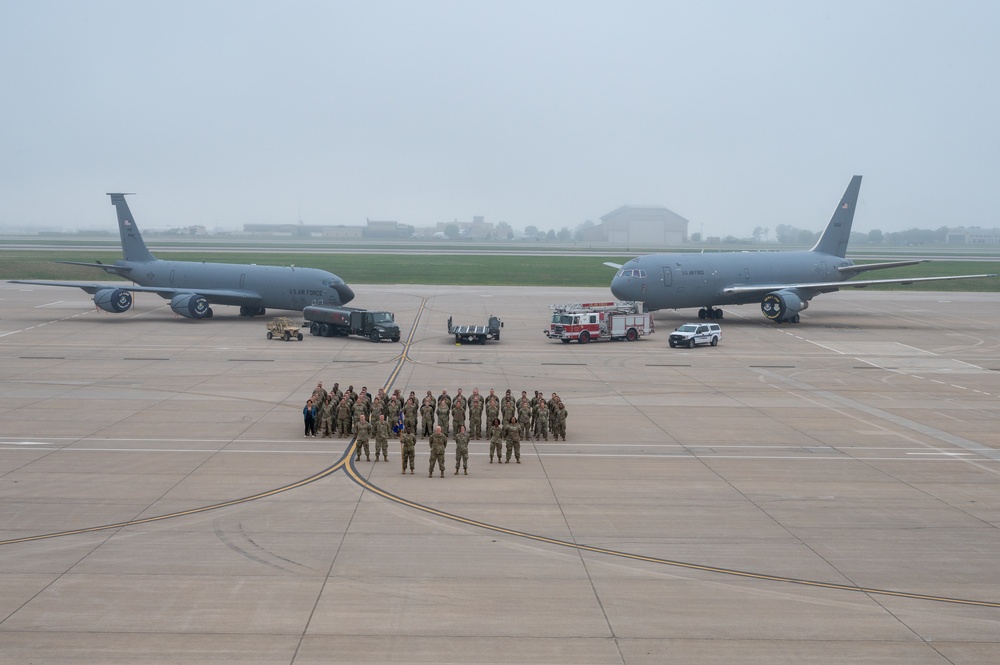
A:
[170, 293, 212, 319]
[93, 287, 133, 313]
[761, 289, 808, 323]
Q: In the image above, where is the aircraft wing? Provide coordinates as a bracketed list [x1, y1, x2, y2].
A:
[837, 260, 927, 276]
[55, 260, 133, 274]
[722, 273, 997, 296]
[9, 280, 126, 295]
[9, 280, 263, 304]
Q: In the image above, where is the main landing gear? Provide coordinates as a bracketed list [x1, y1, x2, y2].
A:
[698, 307, 724, 320]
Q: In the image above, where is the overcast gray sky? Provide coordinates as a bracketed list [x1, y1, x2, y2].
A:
[2, 1, 998, 237]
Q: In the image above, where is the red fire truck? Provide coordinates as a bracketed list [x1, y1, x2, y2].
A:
[544, 301, 654, 344]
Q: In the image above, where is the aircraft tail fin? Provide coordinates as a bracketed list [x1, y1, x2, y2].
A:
[107, 193, 155, 262]
[811, 175, 862, 258]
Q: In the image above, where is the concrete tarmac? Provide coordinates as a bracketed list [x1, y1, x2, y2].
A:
[1, 283, 999, 664]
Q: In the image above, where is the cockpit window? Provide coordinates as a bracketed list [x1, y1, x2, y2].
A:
[616, 269, 647, 278]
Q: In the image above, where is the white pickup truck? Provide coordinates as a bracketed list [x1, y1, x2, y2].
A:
[668, 323, 721, 348]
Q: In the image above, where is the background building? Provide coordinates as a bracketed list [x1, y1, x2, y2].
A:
[579, 205, 689, 244]
[946, 227, 1000, 245]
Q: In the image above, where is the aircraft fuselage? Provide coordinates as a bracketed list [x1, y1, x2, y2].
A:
[118, 258, 352, 310]
[610, 250, 851, 310]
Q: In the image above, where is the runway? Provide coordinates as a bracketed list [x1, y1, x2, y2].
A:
[1, 283, 999, 663]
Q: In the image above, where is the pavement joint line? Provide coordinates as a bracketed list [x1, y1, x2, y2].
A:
[4, 292, 999, 612]
[751, 367, 1000, 462]
[341, 454, 1000, 609]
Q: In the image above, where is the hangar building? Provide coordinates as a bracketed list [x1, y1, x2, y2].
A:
[581, 205, 689, 244]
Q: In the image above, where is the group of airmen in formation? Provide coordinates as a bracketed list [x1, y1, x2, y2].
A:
[302, 383, 568, 477]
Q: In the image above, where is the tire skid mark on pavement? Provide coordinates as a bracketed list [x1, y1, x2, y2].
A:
[4, 297, 1000, 609]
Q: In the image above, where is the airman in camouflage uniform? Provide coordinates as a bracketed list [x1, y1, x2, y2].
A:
[436, 398, 451, 438]
[485, 396, 500, 439]
[534, 397, 549, 440]
[351, 397, 367, 432]
[318, 394, 335, 437]
[454, 425, 470, 475]
[556, 399, 568, 440]
[501, 392, 516, 424]
[420, 398, 435, 438]
[451, 397, 465, 436]
[336, 397, 352, 438]
[437, 389, 452, 412]
[468, 394, 483, 439]
[403, 396, 418, 436]
[353, 414, 371, 461]
[488, 418, 503, 463]
[428, 425, 447, 478]
[503, 416, 521, 463]
[387, 394, 401, 423]
[518, 397, 532, 441]
[373, 414, 391, 461]
[548, 394, 560, 439]
[400, 426, 416, 474]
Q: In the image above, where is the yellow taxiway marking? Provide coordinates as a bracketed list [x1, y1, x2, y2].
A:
[3, 297, 999, 609]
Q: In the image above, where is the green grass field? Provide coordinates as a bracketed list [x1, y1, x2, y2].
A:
[1, 250, 997, 291]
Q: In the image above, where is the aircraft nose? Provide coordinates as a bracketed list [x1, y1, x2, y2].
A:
[334, 283, 355, 305]
[610, 275, 627, 300]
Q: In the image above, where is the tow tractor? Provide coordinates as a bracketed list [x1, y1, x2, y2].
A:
[544, 301, 653, 344]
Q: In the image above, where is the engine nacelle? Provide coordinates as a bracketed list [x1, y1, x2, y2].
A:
[93, 288, 133, 313]
[170, 293, 212, 319]
[761, 289, 809, 322]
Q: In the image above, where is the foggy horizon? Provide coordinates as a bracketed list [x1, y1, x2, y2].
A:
[2, 2, 998, 239]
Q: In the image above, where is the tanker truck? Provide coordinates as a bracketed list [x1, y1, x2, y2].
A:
[303, 305, 400, 343]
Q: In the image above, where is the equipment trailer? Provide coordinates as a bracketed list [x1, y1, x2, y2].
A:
[448, 315, 502, 344]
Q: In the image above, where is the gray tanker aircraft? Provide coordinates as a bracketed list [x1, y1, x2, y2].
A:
[10, 193, 354, 319]
[608, 176, 996, 323]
